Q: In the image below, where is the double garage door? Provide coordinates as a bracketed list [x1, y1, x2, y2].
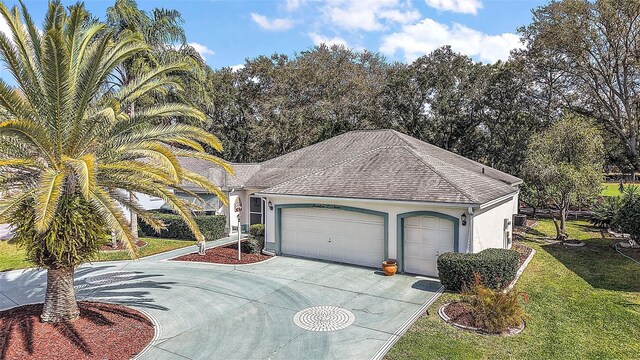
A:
[280, 207, 455, 277]
[281, 207, 384, 268]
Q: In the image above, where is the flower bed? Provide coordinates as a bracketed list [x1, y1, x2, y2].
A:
[171, 243, 272, 264]
[439, 301, 525, 336]
[0, 302, 154, 360]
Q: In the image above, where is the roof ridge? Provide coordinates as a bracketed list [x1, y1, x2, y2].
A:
[264, 145, 401, 192]
[391, 130, 519, 185]
[401, 146, 476, 204]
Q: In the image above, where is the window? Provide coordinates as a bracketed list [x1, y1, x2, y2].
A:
[249, 196, 264, 225]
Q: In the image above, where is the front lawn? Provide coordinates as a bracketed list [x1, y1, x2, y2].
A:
[387, 219, 640, 359]
[601, 182, 623, 197]
[0, 237, 194, 272]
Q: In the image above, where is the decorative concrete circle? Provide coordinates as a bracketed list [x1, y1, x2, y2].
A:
[293, 306, 355, 332]
[84, 271, 137, 285]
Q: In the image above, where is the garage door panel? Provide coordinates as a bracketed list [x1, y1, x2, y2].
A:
[405, 228, 422, 242]
[404, 215, 455, 277]
[281, 207, 384, 268]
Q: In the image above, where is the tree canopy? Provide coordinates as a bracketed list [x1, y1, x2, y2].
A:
[523, 115, 604, 238]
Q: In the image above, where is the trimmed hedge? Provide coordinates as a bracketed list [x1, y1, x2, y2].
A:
[248, 224, 265, 253]
[249, 224, 265, 237]
[437, 248, 520, 292]
[139, 213, 226, 241]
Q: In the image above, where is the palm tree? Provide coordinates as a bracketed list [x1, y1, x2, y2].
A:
[0, 2, 231, 322]
[104, 0, 211, 241]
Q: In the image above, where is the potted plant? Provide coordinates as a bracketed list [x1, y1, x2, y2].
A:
[382, 259, 397, 276]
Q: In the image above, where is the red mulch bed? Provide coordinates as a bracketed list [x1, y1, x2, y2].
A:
[171, 243, 272, 264]
[443, 302, 476, 328]
[0, 302, 154, 360]
[512, 243, 533, 267]
[99, 240, 147, 252]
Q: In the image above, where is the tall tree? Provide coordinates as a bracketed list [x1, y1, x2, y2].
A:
[520, 0, 640, 176]
[523, 115, 604, 240]
[410, 46, 487, 157]
[0, 1, 230, 322]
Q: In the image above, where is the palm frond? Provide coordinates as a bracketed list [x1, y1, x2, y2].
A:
[0, 189, 33, 223]
[33, 169, 65, 232]
[63, 154, 96, 199]
[90, 186, 138, 257]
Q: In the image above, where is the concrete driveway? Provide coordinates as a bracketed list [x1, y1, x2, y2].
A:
[0, 243, 442, 360]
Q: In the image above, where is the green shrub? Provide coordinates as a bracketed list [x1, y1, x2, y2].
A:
[138, 213, 226, 241]
[250, 224, 265, 237]
[613, 185, 640, 240]
[248, 224, 265, 251]
[437, 248, 520, 292]
[241, 237, 263, 254]
[462, 273, 528, 334]
[590, 196, 622, 229]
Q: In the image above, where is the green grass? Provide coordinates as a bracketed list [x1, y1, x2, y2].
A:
[0, 237, 194, 272]
[0, 240, 33, 271]
[601, 182, 623, 197]
[387, 219, 640, 360]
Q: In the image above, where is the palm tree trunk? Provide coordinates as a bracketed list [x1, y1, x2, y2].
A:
[41, 267, 79, 322]
[129, 101, 138, 242]
[130, 191, 138, 242]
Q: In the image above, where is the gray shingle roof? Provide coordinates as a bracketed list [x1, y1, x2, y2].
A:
[178, 129, 521, 205]
[255, 130, 521, 205]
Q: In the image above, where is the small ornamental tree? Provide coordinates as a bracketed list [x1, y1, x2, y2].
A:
[523, 115, 604, 240]
[614, 185, 640, 241]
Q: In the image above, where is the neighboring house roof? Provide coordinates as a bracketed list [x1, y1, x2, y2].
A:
[179, 129, 522, 206]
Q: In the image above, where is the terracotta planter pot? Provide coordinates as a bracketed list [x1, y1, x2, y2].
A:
[382, 260, 397, 276]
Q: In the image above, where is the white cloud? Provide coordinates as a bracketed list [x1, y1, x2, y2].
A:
[250, 13, 295, 31]
[322, 0, 421, 32]
[0, 17, 10, 38]
[188, 42, 215, 60]
[379, 9, 421, 24]
[229, 64, 245, 72]
[308, 32, 349, 47]
[286, 0, 302, 11]
[424, 0, 482, 14]
[380, 18, 521, 63]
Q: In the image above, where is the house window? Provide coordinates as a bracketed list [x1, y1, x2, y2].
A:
[249, 196, 264, 225]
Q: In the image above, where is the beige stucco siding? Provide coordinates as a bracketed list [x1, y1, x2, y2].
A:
[470, 194, 519, 252]
[263, 195, 471, 259]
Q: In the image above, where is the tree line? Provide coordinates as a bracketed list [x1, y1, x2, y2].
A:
[176, 0, 640, 180]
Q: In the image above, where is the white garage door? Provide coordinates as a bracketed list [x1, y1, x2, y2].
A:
[404, 216, 455, 277]
[281, 207, 384, 268]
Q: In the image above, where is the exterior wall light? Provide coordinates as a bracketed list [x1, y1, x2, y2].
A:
[268, 201, 273, 210]
[461, 213, 467, 226]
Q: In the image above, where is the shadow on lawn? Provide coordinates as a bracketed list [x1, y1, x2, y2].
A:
[542, 237, 640, 293]
[0, 265, 172, 358]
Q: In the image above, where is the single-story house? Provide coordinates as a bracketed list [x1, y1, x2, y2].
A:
[160, 129, 522, 277]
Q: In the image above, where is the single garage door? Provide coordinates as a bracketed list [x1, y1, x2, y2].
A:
[281, 207, 384, 268]
[404, 216, 455, 277]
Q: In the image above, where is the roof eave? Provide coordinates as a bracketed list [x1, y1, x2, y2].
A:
[253, 192, 480, 208]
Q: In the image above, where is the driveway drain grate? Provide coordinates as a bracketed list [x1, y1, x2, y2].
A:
[293, 306, 355, 332]
[84, 271, 137, 285]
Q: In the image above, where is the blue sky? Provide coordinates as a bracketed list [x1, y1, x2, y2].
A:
[4, 0, 547, 69]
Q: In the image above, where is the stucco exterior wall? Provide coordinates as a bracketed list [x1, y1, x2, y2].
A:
[137, 193, 165, 211]
[229, 189, 256, 233]
[262, 195, 470, 258]
[471, 195, 519, 251]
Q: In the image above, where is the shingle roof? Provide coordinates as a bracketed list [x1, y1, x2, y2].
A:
[179, 157, 260, 191]
[178, 129, 521, 205]
[255, 130, 521, 205]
